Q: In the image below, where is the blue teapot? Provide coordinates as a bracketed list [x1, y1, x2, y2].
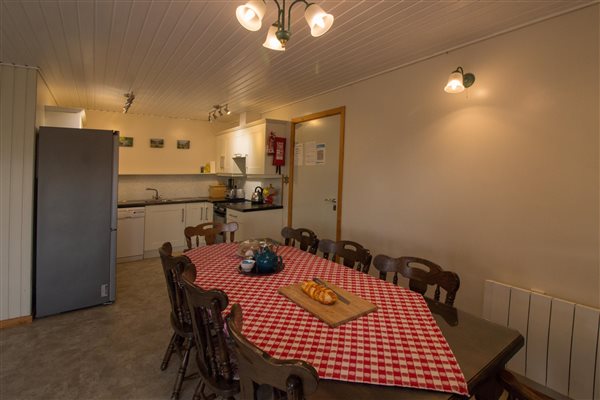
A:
[255, 243, 282, 273]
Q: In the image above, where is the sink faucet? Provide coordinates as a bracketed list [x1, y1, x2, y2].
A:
[146, 187, 160, 200]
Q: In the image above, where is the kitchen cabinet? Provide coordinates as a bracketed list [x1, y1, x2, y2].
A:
[144, 202, 214, 257]
[216, 119, 289, 176]
[144, 203, 186, 257]
[185, 202, 213, 226]
[226, 208, 283, 242]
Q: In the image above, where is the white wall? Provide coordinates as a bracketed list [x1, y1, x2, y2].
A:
[85, 109, 221, 175]
[265, 5, 600, 316]
[0, 65, 38, 320]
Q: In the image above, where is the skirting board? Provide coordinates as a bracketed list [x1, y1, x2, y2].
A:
[0, 315, 32, 329]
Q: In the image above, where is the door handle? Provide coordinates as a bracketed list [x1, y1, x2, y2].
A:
[324, 198, 337, 203]
[200, 207, 203, 221]
[181, 209, 184, 222]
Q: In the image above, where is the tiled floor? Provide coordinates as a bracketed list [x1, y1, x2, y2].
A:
[0, 258, 198, 400]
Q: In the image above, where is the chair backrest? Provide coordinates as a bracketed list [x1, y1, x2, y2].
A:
[226, 304, 319, 400]
[281, 227, 319, 254]
[373, 254, 460, 306]
[317, 239, 336, 260]
[335, 240, 372, 273]
[499, 370, 554, 400]
[220, 222, 238, 243]
[184, 222, 239, 250]
[184, 222, 223, 250]
[158, 242, 193, 333]
[181, 266, 240, 398]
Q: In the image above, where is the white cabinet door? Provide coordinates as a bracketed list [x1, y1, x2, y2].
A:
[226, 209, 245, 241]
[185, 202, 204, 227]
[246, 124, 266, 175]
[144, 204, 186, 254]
[204, 203, 213, 222]
[217, 134, 232, 173]
[226, 208, 283, 242]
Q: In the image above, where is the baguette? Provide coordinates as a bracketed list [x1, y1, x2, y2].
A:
[301, 281, 338, 305]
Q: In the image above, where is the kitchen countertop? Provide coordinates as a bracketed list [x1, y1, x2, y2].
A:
[118, 197, 283, 212]
[118, 196, 210, 208]
[222, 202, 283, 213]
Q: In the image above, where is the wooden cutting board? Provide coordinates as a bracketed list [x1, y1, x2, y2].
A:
[278, 280, 378, 327]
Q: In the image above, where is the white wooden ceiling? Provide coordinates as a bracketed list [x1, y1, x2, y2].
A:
[1, 0, 592, 120]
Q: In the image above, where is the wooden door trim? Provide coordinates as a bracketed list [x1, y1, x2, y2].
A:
[288, 106, 346, 241]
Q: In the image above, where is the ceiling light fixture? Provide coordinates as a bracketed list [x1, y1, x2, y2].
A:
[122, 92, 135, 113]
[236, 0, 334, 51]
[208, 104, 230, 122]
[444, 67, 475, 94]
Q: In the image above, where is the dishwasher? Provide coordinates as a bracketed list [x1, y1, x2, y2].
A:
[117, 207, 145, 262]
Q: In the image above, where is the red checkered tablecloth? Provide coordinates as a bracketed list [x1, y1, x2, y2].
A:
[187, 243, 469, 396]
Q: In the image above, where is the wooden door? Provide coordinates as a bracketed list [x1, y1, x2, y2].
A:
[288, 107, 345, 241]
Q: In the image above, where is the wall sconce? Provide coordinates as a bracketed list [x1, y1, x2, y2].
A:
[444, 67, 475, 94]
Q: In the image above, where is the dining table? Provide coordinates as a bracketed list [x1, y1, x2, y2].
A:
[186, 242, 523, 400]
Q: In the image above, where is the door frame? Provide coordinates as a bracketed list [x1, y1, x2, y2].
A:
[287, 106, 345, 241]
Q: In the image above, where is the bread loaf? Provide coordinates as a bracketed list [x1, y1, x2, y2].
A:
[301, 281, 338, 305]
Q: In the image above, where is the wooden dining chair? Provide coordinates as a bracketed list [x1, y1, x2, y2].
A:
[184, 222, 223, 250]
[158, 242, 195, 400]
[317, 239, 336, 260]
[498, 370, 554, 400]
[373, 254, 461, 306]
[181, 265, 240, 400]
[281, 226, 319, 254]
[334, 240, 372, 274]
[220, 221, 239, 243]
[226, 304, 319, 400]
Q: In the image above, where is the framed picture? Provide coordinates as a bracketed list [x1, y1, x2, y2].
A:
[177, 140, 190, 149]
[119, 136, 134, 147]
[150, 138, 164, 148]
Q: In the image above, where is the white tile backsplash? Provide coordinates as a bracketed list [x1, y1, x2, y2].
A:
[118, 175, 284, 204]
[118, 175, 220, 201]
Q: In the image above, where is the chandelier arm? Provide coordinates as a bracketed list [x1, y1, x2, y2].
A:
[286, 0, 309, 32]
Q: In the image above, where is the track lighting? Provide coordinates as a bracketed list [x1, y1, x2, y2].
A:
[208, 104, 230, 122]
[237, 0, 334, 50]
[444, 67, 475, 94]
[122, 92, 135, 113]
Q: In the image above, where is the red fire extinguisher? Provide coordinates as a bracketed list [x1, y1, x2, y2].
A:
[272, 136, 286, 174]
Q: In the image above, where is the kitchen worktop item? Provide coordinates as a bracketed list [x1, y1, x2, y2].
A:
[209, 184, 226, 199]
[251, 186, 264, 204]
[278, 280, 378, 327]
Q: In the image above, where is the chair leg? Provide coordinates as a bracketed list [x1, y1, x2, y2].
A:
[161, 333, 177, 371]
[171, 338, 192, 400]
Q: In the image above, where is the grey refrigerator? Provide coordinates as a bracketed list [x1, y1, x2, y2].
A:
[35, 126, 118, 317]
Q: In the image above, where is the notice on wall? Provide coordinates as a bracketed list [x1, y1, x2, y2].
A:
[304, 141, 316, 166]
[316, 143, 326, 165]
[294, 143, 304, 166]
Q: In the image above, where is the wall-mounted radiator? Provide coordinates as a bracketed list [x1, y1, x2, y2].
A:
[483, 280, 600, 400]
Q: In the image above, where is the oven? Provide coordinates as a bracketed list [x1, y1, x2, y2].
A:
[213, 203, 227, 225]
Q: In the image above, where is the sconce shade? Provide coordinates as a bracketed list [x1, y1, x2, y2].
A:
[236, 1, 266, 31]
[263, 25, 286, 51]
[304, 4, 334, 37]
[444, 66, 475, 94]
[444, 71, 465, 93]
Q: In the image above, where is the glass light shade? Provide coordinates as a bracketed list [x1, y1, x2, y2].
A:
[304, 4, 334, 37]
[236, 1, 266, 31]
[444, 71, 465, 93]
[263, 25, 285, 51]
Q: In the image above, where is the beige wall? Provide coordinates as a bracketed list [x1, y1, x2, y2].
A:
[0, 65, 38, 320]
[85, 110, 222, 175]
[266, 5, 600, 316]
